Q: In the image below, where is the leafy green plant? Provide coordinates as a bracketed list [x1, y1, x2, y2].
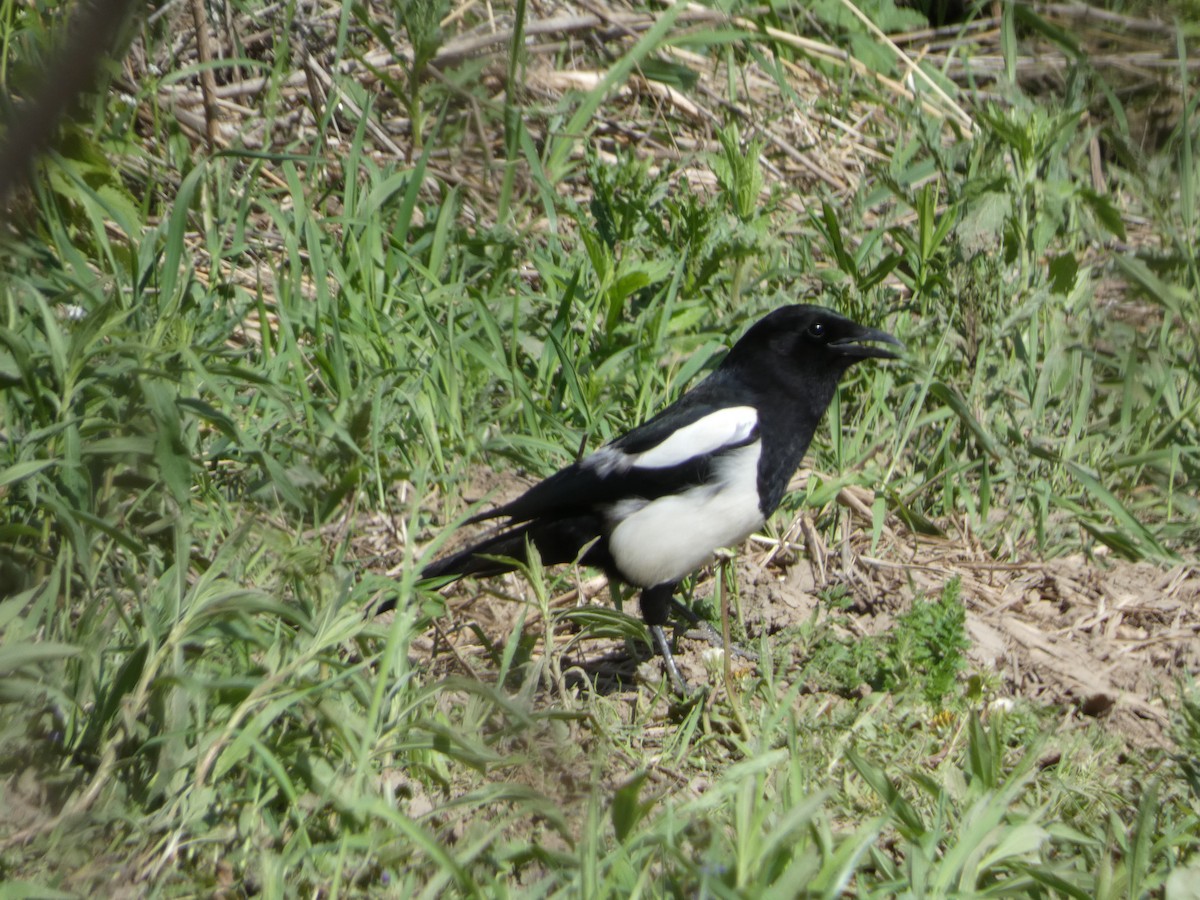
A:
[397, 0, 447, 154]
[798, 579, 968, 707]
[883, 577, 968, 705]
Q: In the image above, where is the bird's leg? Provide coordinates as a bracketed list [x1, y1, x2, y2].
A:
[640, 582, 689, 695]
[612, 581, 683, 690]
[649, 625, 688, 696]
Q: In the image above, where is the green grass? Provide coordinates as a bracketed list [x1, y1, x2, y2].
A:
[2, 0, 1199, 894]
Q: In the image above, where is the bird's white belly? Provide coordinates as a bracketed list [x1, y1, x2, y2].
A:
[607, 442, 764, 587]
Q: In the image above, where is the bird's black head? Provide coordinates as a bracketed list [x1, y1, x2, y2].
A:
[723, 305, 902, 383]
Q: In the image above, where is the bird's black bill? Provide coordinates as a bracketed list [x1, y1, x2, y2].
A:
[831, 325, 904, 360]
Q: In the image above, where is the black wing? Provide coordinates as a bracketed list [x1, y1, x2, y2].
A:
[471, 375, 761, 527]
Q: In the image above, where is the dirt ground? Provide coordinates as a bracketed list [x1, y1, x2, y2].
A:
[364, 476, 1200, 751]
[862, 538, 1199, 746]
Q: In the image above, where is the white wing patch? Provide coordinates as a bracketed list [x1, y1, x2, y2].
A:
[607, 441, 764, 588]
[632, 406, 758, 468]
[586, 406, 759, 476]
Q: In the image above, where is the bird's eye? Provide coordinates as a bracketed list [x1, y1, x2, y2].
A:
[807, 322, 826, 338]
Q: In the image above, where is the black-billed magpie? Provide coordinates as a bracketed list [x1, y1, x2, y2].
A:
[415, 305, 901, 690]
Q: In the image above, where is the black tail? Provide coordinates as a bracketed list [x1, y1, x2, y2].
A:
[371, 516, 610, 616]
[421, 524, 538, 581]
[423, 514, 611, 581]
[370, 525, 534, 615]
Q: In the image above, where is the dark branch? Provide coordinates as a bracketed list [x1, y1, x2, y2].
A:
[0, 0, 141, 206]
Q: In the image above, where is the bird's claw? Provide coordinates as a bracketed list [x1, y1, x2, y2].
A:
[683, 620, 759, 661]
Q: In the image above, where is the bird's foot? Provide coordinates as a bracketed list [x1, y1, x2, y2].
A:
[668, 598, 758, 661]
[682, 620, 759, 662]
